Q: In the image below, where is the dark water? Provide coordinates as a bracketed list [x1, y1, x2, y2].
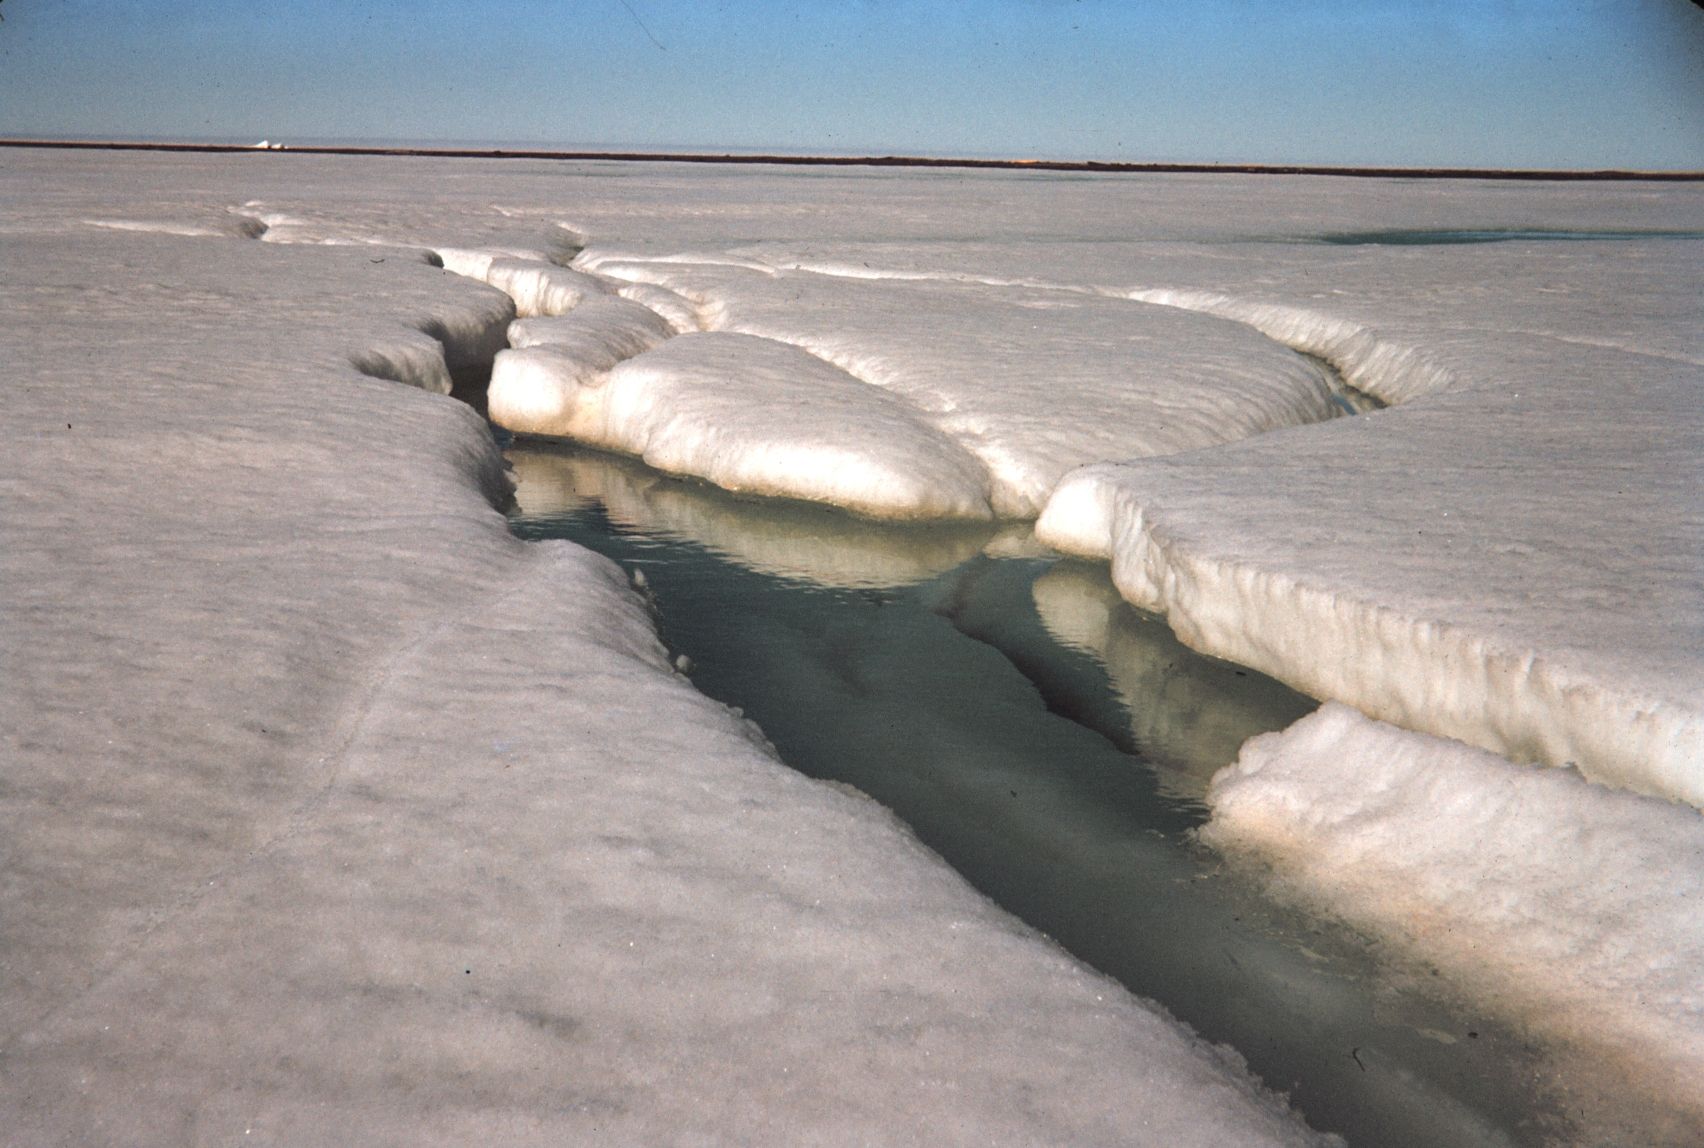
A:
[508, 440, 1572, 1148]
[1313, 228, 1704, 246]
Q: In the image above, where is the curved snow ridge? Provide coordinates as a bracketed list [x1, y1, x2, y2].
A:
[1122, 288, 1456, 406]
[505, 331, 998, 520]
[764, 256, 1064, 294]
[613, 281, 704, 333]
[242, 203, 386, 248]
[579, 248, 785, 278]
[487, 299, 679, 435]
[1202, 704, 1704, 1138]
[481, 258, 612, 318]
[1036, 465, 1704, 807]
[576, 257, 736, 330]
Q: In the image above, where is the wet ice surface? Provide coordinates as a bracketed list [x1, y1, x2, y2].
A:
[509, 442, 1575, 1148]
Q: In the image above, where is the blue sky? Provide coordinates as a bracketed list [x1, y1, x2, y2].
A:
[0, 1, 1700, 168]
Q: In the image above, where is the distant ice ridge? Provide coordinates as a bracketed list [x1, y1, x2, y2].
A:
[1204, 705, 1704, 1141]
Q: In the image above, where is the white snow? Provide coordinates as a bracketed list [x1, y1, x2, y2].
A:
[1203, 704, 1704, 1141]
[572, 256, 1345, 517]
[1, 148, 1341, 1145]
[497, 330, 999, 519]
[485, 257, 610, 317]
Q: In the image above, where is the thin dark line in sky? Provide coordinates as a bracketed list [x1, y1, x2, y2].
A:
[613, 0, 666, 51]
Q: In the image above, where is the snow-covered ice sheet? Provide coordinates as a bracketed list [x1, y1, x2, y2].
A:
[1035, 314, 1703, 806]
[1, 149, 1338, 1143]
[6, 145, 1703, 1143]
[1203, 704, 1704, 1143]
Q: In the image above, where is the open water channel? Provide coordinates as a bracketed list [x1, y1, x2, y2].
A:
[505, 438, 1572, 1148]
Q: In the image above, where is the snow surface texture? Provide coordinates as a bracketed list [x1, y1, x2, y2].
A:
[1203, 704, 1704, 1142]
[2, 152, 1339, 1143]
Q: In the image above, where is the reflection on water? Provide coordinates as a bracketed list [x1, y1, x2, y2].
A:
[509, 439, 1569, 1148]
[968, 560, 1318, 803]
[509, 445, 1005, 590]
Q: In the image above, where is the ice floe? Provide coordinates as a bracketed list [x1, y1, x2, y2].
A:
[1203, 704, 1704, 1141]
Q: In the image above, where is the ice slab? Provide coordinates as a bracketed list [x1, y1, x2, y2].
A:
[582, 257, 1344, 517]
[496, 330, 1000, 520]
[1036, 324, 1704, 806]
[1203, 704, 1704, 1143]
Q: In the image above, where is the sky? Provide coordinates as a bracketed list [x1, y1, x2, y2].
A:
[0, 0, 1700, 169]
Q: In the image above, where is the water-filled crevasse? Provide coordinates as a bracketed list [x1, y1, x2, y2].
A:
[507, 440, 1567, 1148]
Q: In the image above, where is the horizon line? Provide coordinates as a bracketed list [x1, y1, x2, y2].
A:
[4, 138, 1701, 182]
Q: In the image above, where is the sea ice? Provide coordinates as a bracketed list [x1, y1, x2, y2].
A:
[7, 145, 1701, 1144]
[1, 146, 1342, 1145]
[1035, 311, 1704, 807]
